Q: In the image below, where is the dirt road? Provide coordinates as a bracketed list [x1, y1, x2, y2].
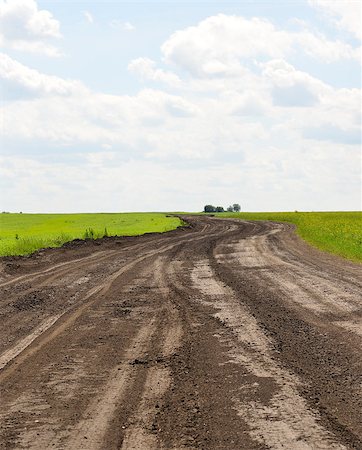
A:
[0, 216, 361, 450]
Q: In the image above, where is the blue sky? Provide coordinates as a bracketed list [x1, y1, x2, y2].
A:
[0, 0, 361, 212]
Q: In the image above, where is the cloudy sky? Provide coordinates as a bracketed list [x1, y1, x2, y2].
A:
[0, 0, 361, 212]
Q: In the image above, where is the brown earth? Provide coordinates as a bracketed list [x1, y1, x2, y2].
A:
[0, 215, 361, 450]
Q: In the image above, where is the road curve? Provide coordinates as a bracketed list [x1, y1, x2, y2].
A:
[0, 216, 361, 449]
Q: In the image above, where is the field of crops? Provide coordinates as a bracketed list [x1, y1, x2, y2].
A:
[220, 211, 362, 263]
[0, 213, 182, 257]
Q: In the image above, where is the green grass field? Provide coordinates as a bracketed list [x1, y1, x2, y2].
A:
[0, 213, 182, 257]
[1, 211, 361, 262]
[219, 211, 362, 263]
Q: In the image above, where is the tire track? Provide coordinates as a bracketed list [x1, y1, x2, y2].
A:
[65, 317, 158, 450]
[191, 259, 346, 450]
[121, 256, 183, 449]
[0, 249, 115, 288]
[0, 244, 177, 381]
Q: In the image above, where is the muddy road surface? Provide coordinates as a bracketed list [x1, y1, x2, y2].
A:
[0, 216, 361, 450]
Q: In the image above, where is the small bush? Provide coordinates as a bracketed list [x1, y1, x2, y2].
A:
[84, 228, 95, 239]
[53, 232, 72, 246]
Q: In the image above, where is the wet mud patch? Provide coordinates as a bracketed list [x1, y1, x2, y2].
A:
[12, 289, 56, 311]
[111, 306, 132, 318]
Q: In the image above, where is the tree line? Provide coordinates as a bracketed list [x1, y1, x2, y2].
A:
[203, 203, 241, 213]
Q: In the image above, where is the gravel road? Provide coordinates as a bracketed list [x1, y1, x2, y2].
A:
[0, 216, 361, 449]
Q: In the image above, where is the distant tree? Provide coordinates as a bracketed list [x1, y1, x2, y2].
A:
[233, 203, 241, 212]
[226, 206, 234, 212]
[204, 205, 216, 213]
[215, 206, 224, 213]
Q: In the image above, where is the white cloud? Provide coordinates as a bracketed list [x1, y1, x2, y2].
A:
[0, 0, 62, 56]
[1, 11, 360, 212]
[161, 15, 291, 77]
[302, 124, 361, 145]
[261, 59, 327, 106]
[110, 19, 135, 31]
[1, 132, 360, 212]
[230, 91, 270, 117]
[0, 56, 199, 148]
[83, 10, 93, 24]
[1, 53, 359, 158]
[0, 52, 86, 97]
[309, 0, 362, 40]
[293, 29, 360, 62]
[123, 21, 135, 31]
[128, 57, 181, 86]
[161, 13, 359, 78]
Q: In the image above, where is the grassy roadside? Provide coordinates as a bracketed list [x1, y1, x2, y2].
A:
[218, 211, 362, 263]
[0, 213, 182, 257]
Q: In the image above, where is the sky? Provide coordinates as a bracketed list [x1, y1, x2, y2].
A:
[0, 0, 361, 213]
